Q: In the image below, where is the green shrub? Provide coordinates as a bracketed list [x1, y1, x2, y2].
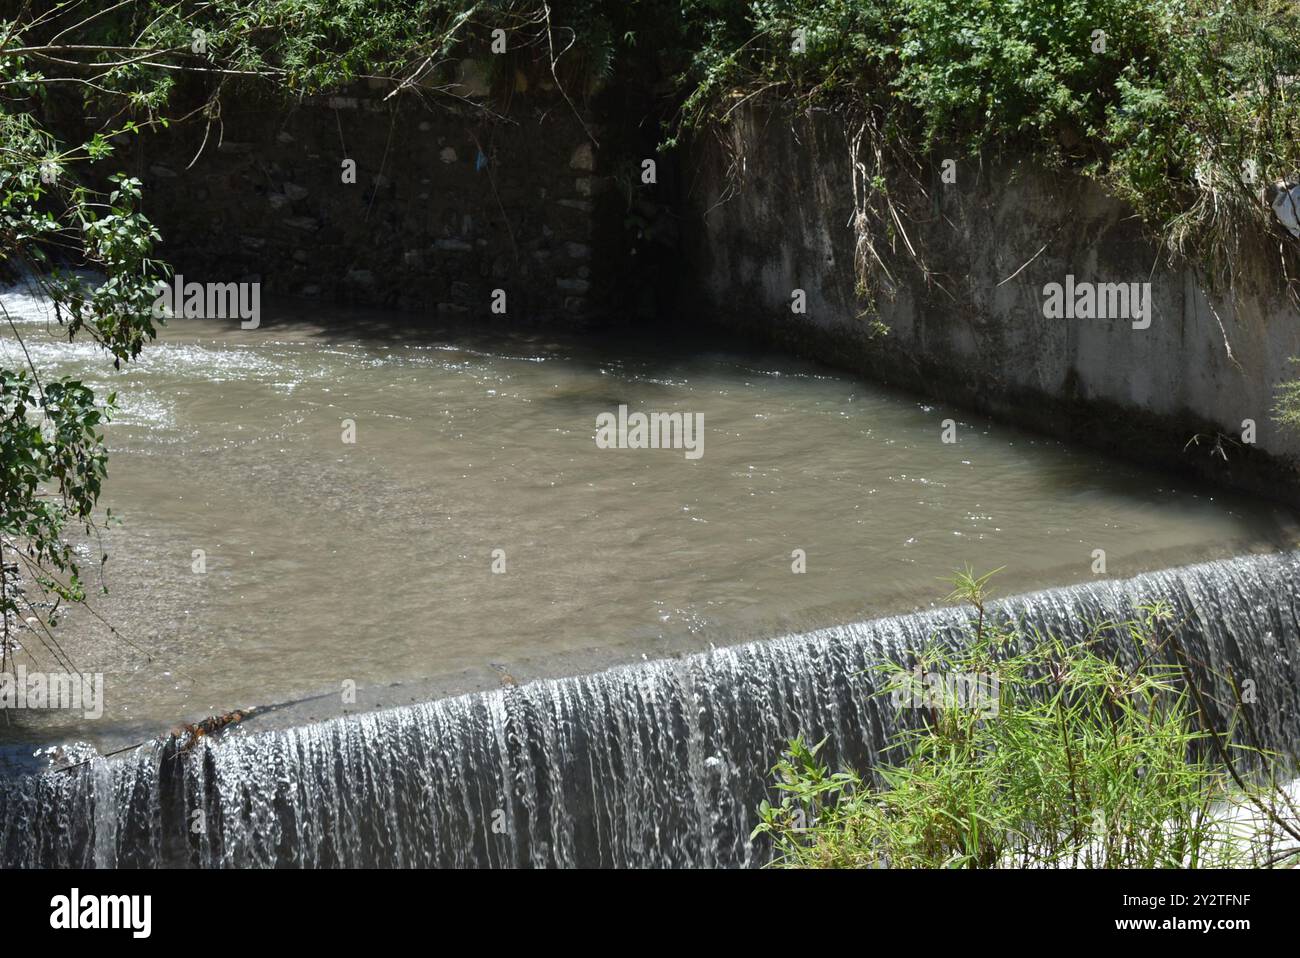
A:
[754, 569, 1300, 868]
[676, 0, 1300, 298]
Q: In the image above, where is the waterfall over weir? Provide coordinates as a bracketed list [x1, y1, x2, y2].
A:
[3, 552, 1300, 868]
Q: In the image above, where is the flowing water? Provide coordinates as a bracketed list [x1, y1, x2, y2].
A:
[2, 283, 1299, 867]
[1, 285, 1292, 748]
[2, 551, 1298, 867]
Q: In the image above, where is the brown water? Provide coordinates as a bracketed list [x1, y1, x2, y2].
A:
[1, 287, 1296, 747]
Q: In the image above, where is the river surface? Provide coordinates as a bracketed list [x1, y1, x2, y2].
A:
[1, 284, 1296, 749]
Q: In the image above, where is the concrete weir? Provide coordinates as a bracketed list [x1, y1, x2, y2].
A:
[2, 551, 1297, 868]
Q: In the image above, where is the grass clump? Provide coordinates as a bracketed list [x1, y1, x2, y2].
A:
[754, 569, 1300, 868]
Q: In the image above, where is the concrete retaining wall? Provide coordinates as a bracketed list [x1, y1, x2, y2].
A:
[682, 105, 1300, 503]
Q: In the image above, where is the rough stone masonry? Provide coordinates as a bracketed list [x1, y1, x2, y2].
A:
[116, 69, 610, 325]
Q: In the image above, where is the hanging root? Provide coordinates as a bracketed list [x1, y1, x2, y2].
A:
[848, 113, 898, 315]
[846, 108, 948, 331]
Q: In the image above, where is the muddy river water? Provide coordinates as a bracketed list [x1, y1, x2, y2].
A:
[1, 286, 1295, 748]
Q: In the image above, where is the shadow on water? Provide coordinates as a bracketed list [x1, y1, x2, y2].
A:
[260, 294, 1300, 550]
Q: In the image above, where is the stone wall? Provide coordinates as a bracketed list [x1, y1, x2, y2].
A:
[682, 105, 1300, 505]
[117, 74, 610, 324]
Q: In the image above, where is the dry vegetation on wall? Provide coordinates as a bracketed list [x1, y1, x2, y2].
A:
[672, 1, 1300, 418]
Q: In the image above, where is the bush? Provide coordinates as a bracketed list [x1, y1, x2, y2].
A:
[754, 569, 1300, 868]
[676, 0, 1300, 299]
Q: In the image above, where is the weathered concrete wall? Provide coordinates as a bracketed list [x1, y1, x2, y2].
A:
[683, 105, 1300, 503]
[116, 78, 609, 323]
